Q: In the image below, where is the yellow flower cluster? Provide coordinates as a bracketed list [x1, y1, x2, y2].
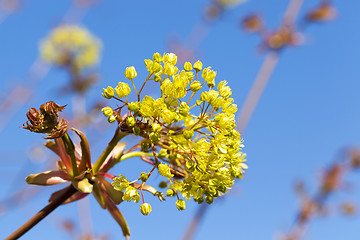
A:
[108, 52, 247, 210]
[40, 25, 101, 71]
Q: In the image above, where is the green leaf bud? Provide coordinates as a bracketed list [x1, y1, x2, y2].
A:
[152, 123, 162, 133]
[158, 163, 174, 178]
[140, 203, 152, 216]
[166, 188, 175, 197]
[149, 132, 160, 144]
[183, 130, 194, 140]
[102, 86, 114, 99]
[125, 66, 137, 79]
[176, 199, 186, 211]
[190, 81, 202, 92]
[183, 62, 192, 71]
[193, 60, 203, 71]
[159, 181, 167, 188]
[153, 52, 162, 62]
[140, 172, 148, 182]
[101, 107, 113, 117]
[108, 115, 116, 123]
[126, 116, 135, 127]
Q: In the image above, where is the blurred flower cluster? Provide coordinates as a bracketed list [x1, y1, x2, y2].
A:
[104, 52, 247, 211]
[40, 25, 101, 72]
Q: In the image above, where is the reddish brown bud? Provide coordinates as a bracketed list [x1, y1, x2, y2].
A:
[23, 101, 68, 139]
[241, 14, 263, 33]
[306, 1, 336, 22]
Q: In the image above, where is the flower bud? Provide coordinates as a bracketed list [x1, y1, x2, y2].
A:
[153, 52, 162, 62]
[144, 59, 153, 72]
[158, 163, 174, 178]
[176, 199, 186, 211]
[186, 160, 196, 172]
[183, 62, 192, 71]
[128, 102, 141, 112]
[108, 115, 116, 123]
[195, 196, 204, 204]
[166, 189, 175, 197]
[140, 172, 148, 182]
[152, 123, 162, 133]
[193, 60, 203, 71]
[141, 141, 150, 152]
[126, 116, 135, 127]
[154, 74, 162, 82]
[159, 181, 167, 188]
[190, 81, 202, 92]
[163, 53, 177, 65]
[102, 86, 114, 99]
[164, 63, 178, 76]
[140, 203, 152, 216]
[125, 66, 137, 79]
[183, 130, 194, 140]
[179, 102, 190, 117]
[101, 107, 113, 117]
[115, 82, 131, 98]
[149, 132, 160, 144]
[133, 126, 140, 135]
[151, 61, 162, 73]
[205, 196, 213, 204]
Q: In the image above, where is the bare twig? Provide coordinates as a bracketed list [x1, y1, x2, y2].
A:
[5, 184, 77, 240]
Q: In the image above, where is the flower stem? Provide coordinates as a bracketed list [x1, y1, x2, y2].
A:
[5, 185, 77, 240]
[92, 126, 128, 173]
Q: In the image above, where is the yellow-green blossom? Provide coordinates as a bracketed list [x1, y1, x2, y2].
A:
[105, 52, 247, 210]
[40, 25, 101, 71]
[158, 163, 174, 178]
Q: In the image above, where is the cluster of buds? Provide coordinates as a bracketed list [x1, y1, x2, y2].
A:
[104, 52, 247, 212]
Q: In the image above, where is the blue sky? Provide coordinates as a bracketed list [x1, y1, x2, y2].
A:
[1, 0, 360, 239]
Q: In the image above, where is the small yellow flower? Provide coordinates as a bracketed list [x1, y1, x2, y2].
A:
[140, 203, 152, 216]
[125, 66, 137, 79]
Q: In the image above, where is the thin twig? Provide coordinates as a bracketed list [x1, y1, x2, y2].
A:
[5, 184, 77, 240]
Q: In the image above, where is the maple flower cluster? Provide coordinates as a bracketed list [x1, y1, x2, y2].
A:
[40, 25, 101, 71]
[104, 52, 247, 212]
